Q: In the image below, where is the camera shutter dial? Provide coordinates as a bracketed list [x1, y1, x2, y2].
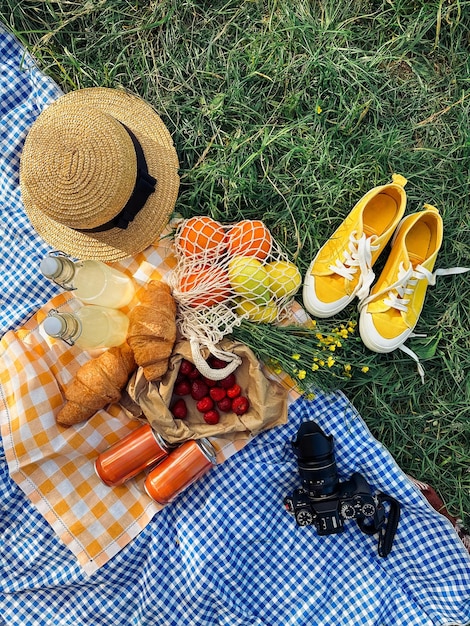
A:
[340, 503, 356, 519]
[296, 509, 314, 526]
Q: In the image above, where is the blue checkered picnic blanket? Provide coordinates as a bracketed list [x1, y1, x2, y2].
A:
[1, 22, 469, 626]
[0, 25, 63, 334]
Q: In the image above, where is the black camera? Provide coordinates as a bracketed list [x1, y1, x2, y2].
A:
[284, 421, 400, 557]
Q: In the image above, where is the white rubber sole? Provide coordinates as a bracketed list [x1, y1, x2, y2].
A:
[359, 310, 412, 353]
[302, 263, 356, 318]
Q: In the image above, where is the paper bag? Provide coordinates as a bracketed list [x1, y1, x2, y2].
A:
[123, 338, 288, 444]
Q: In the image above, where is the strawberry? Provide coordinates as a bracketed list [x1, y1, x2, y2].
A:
[188, 367, 202, 380]
[226, 383, 241, 399]
[191, 379, 210, 401]
[219, 373, 237, 389]
[174, 379, 191, 396]
[208, 356, 229, 370]
[203, 376, 218, 387]
[171, 398, 188, 419]
[231, 396, 250, 416]
[217, 396, 232, 413]
[175, 370, 188, 384]
[209, 387, 226, 402]
[196, 396, 214, 413]
[203, 409, 220, 425]
[179, 359, 195, 377]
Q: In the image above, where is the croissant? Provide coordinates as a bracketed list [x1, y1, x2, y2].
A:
[56, 343, 137, 426]
[126, 280, 177, 381]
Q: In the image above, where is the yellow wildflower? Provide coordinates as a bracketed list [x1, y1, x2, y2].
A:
[292, 353, 300, 361]
[297, 370, 306, 380]
[361, 366, 370, 373]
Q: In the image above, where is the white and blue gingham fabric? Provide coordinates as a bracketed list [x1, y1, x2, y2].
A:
[1, 23, 470, 626]
[0, 24, 63, 335]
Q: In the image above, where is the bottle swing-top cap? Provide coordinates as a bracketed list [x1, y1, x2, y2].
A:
[43, 313, 67, 338]
[40, 253, 77, 289]
[40, 256, 63, 279]
[43, 310, 82, 345]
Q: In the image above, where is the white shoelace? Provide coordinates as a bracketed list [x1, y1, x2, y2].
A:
[360, 261, 470, 382]
[328, 231, 380, 300]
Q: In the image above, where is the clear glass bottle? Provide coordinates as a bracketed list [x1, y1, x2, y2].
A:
[40, 252, 135, 308]
[43, 306, 129, 349]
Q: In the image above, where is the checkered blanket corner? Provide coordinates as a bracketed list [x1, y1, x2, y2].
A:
[1, 20, 470, 626]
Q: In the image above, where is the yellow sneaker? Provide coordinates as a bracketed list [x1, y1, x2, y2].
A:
[302, 174, 408, 318]
[359, 205, 469, 377]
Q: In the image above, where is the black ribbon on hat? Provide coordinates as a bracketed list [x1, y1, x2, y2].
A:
[76, 123, 156, 233]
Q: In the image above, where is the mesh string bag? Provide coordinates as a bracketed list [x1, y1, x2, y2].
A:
[167, 216, 302, 380]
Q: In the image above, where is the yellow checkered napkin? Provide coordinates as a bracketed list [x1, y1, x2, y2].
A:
[0, 229, 299, 574]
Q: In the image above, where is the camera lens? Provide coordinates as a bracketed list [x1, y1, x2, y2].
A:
[291, 421, 339, 498]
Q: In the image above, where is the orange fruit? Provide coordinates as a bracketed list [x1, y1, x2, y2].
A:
[226, 219, 272, 260]
[177, 216, 226, 257]
[179, 266, 232, 307]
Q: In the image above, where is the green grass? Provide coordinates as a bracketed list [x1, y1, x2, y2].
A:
[2, 0, 469, 523]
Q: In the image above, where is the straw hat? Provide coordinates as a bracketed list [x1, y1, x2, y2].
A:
[20, 87, 180, 261]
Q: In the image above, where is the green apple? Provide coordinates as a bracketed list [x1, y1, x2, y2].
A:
[235, 299, 279, 323]
[265, 259, 301, 298]
[228, 256, 270, 304]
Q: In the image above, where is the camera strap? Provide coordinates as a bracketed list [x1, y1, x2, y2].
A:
[356, 493, 401, 558]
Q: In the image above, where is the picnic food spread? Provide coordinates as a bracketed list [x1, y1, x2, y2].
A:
[42, 253, 288, 501]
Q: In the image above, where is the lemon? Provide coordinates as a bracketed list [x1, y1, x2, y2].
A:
[227, 256, 270, 304]
[266, 260, 301, 298]
[236, 299, 279, 323]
